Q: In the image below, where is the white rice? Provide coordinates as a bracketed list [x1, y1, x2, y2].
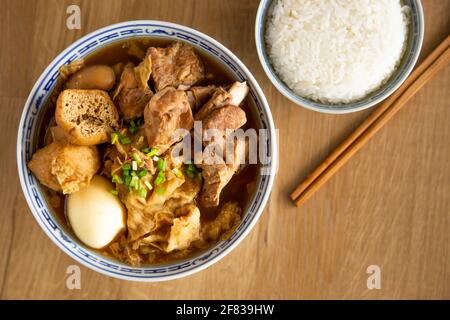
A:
[265, 0, 410, 104]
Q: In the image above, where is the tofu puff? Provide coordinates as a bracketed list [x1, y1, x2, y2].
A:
[28, 140, 100, 194]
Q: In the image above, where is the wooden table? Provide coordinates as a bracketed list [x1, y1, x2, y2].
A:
[1, 0, 449, 299]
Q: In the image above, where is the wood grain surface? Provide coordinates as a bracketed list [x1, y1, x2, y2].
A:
[0, 0, 449, 299]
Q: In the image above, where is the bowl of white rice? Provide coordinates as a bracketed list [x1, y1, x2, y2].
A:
[255, 0, 424, 114]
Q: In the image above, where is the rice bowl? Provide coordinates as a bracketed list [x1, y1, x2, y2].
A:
[255, 0, 424, 113]
[265, 0, 410, 104]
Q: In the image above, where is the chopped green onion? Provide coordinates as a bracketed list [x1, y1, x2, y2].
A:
[129, 126, 137, 134]
[144, 180, 153, 190]
[157, 158, 167, 171]
[145, 147, 159, 157]
[154, 171, 166, 186]
[186, 163, 199, 179]
[128, 120, 137, 134]
[172, 168, 183, 178]
[132, 152, 142, 164]
[132, 161, 138, 171]
[137, 187, 147, 198]
[112, 174, 123, 184]
[124, 175, 132, 186]
[137, 169, 147, 178]
[122, 163, 131, 171]
[111, 132, 119, 145]
[137, 136, 144, 144]
[155, 187, 166, 195]
[142, 147, 151, 154]
[110, 189, 119, 196]
[130, 175, 139, 190]
[112, 132, 132, 145]
[119, 135, 131, 145]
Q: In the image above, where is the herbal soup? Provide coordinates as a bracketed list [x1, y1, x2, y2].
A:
[28, 38, 260, 265]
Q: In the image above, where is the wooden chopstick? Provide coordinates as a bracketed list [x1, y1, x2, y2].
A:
[290, 35, 450, 201]
[291, 35, 450, 207]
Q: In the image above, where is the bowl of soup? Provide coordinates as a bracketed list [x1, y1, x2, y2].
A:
[17, 20, 277, 281]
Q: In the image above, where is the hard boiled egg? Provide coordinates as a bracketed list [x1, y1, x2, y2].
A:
[67, 175, 126, 249]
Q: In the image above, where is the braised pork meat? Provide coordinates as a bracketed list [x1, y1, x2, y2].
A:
[150, 41, 205, 91]
[144, 87, 194, 153]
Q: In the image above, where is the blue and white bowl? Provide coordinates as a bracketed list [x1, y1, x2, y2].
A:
[17, 21, 277, 281]
[255, 0, 425, 114]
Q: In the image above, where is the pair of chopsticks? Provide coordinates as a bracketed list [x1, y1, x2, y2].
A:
[291, 35, 450, 207]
